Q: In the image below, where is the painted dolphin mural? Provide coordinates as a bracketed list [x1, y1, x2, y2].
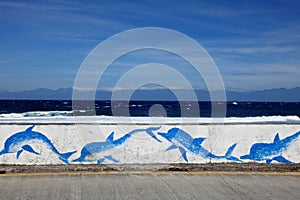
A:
[0, 126, 76, 164]
[72, 127, 161, 164]
[157, 128, 240, 162]
[240, 131, 300, 164]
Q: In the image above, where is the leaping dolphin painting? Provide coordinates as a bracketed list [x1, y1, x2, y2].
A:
[72, 127, 161, 164]
[157, 128, 240, 162]
[0, 126, 77, 164]
[240, 131, 300, 164]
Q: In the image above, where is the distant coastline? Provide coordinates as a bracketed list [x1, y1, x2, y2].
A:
[0, 87, 299, 102]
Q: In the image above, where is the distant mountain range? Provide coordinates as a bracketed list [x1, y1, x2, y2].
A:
[0, 87, 299, 102]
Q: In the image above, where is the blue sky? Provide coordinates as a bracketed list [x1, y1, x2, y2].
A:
[0, 0, 299, 91]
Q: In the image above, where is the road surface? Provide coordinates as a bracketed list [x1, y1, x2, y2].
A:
[0, 172, 299, 199]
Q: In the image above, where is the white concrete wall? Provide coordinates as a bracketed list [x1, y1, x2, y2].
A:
[0, 123, 299, 165]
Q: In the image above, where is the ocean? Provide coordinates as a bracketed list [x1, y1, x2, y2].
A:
[0, 100, 299, 118]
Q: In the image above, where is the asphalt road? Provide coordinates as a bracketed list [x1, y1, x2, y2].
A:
[0, 173, 299, 200]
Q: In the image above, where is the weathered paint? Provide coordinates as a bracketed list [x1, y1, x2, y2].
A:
[0, 124, 299, 165]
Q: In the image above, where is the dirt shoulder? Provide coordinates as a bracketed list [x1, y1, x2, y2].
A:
[1, 163, 300, 174]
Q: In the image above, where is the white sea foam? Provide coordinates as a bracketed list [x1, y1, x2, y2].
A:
[0, 113, 299, 124]
[0, 113, 24, 118]
[0, 111, 73, 118]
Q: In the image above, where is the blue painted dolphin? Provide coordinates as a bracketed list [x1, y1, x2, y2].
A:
[0, 126, 76, 164]
[157, 128, 240, 162]
[72, 127, 161, 164]
[240, 130, 300, 164]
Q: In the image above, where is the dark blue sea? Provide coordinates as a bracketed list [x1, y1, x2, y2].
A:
[0, 100, 299, 117]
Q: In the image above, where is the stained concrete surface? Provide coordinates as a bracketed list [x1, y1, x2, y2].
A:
[0, 173, 299, 200]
